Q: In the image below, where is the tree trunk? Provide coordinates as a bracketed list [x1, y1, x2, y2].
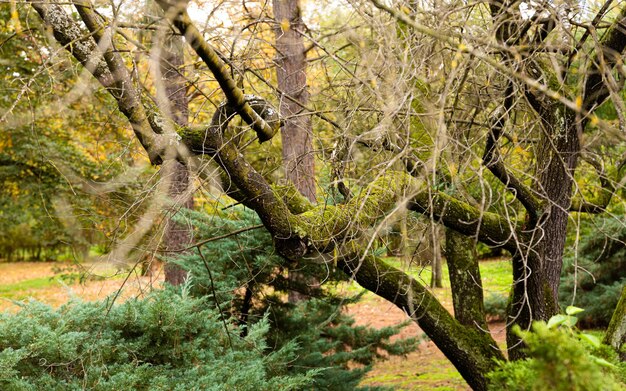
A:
[430, 225, 443, 288]
[161, 32, 193, 286]
[273, 0, 316, 303]
[273, 0, 315, 201]
[508, 108, 580, 359]
[445, 229, 487, 330]
[605, 285, 626, 361]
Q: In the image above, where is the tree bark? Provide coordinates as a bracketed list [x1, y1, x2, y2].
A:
[273, 0, 316, 303]
[445, 229, 488, 330]
[507, 107, 580, 359]
[272, 0, 315, 202]
[161, 32, 193, 285]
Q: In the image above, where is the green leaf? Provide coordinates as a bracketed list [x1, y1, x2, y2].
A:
[563, 315, 578, 327]
[580, 333, 601, 348]
[547, 314, 568, 329]
[591, 356, 616, 368]
[565, 306, 584, 316]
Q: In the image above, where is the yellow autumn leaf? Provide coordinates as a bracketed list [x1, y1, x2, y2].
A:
[513, 146, 529, 158]
[575, 96, 582, 109]
[280, 18, 290, 32]
[448, 163, 458, 177]
[10, 1, 21, 34]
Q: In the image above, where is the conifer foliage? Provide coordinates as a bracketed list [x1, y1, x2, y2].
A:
[0, 288, 315, 390]
[560, 214, 626, 327]
[170, 206, 419, 390]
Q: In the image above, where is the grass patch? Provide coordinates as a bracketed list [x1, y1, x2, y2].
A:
[329, 257, 512, 308]
[383, 257, 512, 293]
[0, 277, 62, 298]
[480, 258, 513, 294]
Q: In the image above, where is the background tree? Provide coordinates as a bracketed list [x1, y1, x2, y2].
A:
[158, 5, 194, 285]
[273, 0, 317, 302]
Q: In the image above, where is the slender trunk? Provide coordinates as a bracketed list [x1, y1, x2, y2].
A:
[273, 0, 316, 303]
[273, 0, 316, 201]
[161, 32, 193, 285]
[430, 225, 443, 288]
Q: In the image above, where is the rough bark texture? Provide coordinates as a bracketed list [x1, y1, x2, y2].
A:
[273, 0, 316, 202]
[508, 107, 580, 359]
[161, 32, 193, 285]
[535, 108, 580, 301]
[604, 285, 626, 361]
[445, 229, 487, 330]
[273, 0, 316, 303]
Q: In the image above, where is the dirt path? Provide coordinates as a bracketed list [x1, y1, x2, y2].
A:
[0, 262, 163, 312]
[348, 294, 507, 390]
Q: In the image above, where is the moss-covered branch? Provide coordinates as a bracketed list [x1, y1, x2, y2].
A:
[289, 171, 413, 250]
[179, 98, 306, 258]
[337, 248, 503, 391]
[409, 189, 518, 250]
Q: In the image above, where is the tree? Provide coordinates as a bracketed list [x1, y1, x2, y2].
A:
[19, 0, 626, 389]
[158, 6, 194, 285]
[273, 0, 317, 302]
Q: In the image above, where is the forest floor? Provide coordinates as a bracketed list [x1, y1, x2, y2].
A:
[0, 258, 511, 390]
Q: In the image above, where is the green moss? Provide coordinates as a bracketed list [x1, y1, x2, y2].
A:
[271, 183, 314, 214]
[288, 171, 417, 249]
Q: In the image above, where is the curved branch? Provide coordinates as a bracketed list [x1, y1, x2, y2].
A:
[156, 0, 277, 142]
[337, 248, 504, 391]
[409, 189, 517, 250]
[179, 97, 306, 258]
[582, 5, 626, 111]
[30, 0, 178, 164]
[483, 83, 544, 225]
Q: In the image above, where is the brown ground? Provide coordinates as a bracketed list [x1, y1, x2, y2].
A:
[0, 262, 162, 312]
[347, 293, 507, 390]
[0, 262, 506, 390]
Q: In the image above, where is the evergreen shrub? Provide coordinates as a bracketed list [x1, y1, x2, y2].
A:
[560, 215, 626, 327]
[0, 287, 315, 390]
[169, 206, 419, 390]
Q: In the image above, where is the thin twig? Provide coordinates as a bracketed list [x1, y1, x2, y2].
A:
[197, 247, 234, 351]
[161, 224, 265, 253]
